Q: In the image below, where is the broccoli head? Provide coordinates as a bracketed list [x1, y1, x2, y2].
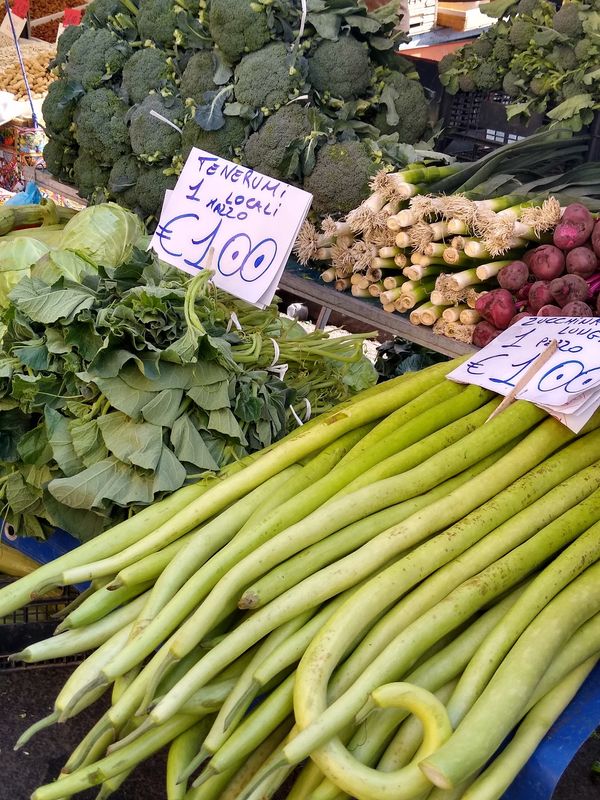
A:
[574, 37, 595, 62]
[208, 0, 271, 63]
[473, 62, 502, 90]
[41, 78, 83, 143]
[180, 50, 220, 105]
[509, 18, 535, 50]
[552, 3, 583, 37]
[84, 0, 138, 29]
[134, 167, 177, 217]
[136, 0, 180, 48]
[373, 72, 429, 144]
[50, 24, 85, 72]
[551, 44, 578, 71]
[43, 139, 77, 183]
[233, 42, 303, 111]
[243, 103, 313, 179]
[129, 95, 184, 163]
[438, 52, 459, 74]
[181, 115, 247, 161]
[458, 73, 477, 92]
[65, 28, 132, 90]
[73, 151, 111, 201]
[516, 0, 540, 14]
[470, 37, 494, 58]
[492, 38, 513, 64]
[122, 47, 174, 105]
[308, 36, 372, 101]
[302, 140, 377, 216]
[73, 87, 130, 164]
[108, 154, 141, 208]
[502, 70, 522, 96]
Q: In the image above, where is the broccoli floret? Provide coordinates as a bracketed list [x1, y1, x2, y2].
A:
[65, 28, 131, 90]
[458, 73, 477, 92]
[208, 0, 271, 63]
[308, 35, 372, 100]
[41, 78, 83, 143]
[234, 42, 303, 111]
[181, 116, 247, 161]
[473, 62, 502, 90]
[574, 37, 595, 62]
[517, 0, 539, 13]
[136, 0, 180, 48]
[243, 104, 313, 179]
[122, 47, 173, 105]
[502, 70, 521, 95]
[129, 95, 184, 163]
[373, 71, 429, 144]
[43, 139, 77, 183]
[552, 3, 583, 36]
[438, 52, 459, 74]
[50, 24, 85, 72]
[302, 140, 377, 216]
[470, 37, 494, 58]
[180, 50, 220, 104]
[134, 167, 177, 216]
[108, 154, 141, 208]
[73, 87, 130, 164]
[492, 38, 513, 64]
[73, 151, 111, 200]
[551, 44, 578, 70]
[509, 18, 535, 50]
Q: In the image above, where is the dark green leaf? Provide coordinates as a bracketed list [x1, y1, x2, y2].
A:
[48, 456, 154, 509]
[152, 445, 187, 493]
[17, 425, 52, 466]
[43, 491, 106, 540]
[90, 374, 156, 420]
[171, 415, 220, 470]
[194, 86, 234, 131]
[307, 12, 341, 39]
[207, 407, 247, 443]
[68, 418, 109, 467]
[187, 379, 230, 411]
[45, 407, 85, 478]
[6, 472, 42, 515]
[13, 339, 49, 371]
[142, 389, 184, 427]
[9, 278, 95, 324]
[97, 411, 163, 470]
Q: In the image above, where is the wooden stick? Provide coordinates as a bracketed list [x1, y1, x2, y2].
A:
[486, 340, 558, 423]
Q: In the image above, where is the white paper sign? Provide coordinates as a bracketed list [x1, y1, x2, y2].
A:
[151, 148, 313, 309]
[0, 12, 27, 39]
[448, 316, 600, 432]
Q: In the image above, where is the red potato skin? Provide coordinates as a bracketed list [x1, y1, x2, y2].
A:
[509, 311, 532, 325]
[565, 247, 598, 278]
[528, 245, 565, 280]
[561, 301, 594, 316]
[497, 260, 530, 292]
[528, 281, 553, 313]
[475, 288, 517, 330]
[597, 294, 600, 315]
[553, 204, 595, 250]
[537, 305, 564, 317]
[549, 274, 590, 307]
[522, 250, 535, 268]
[591, 221, 600, 259]
[472, 321, 502, 347]
[517, 283, 532, 301]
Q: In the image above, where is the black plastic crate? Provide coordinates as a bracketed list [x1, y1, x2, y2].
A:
[439, 88, 600, 162]
[0, 579, 82, 670]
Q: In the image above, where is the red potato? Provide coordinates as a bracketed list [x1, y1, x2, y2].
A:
[528, 245, 565, 280]
[522, 249, 535, 268]
[553, 204, 595, 250]
[597, 294, 600, 315]
[536, 304, 564, 316]
[472, 320, 502, 347]
[528, 281, 553, 313]
[475, 288, 517, 330]
[549, 274, 590, 307]
[497, 260, 529, 292]
[561, 300, 594, 317]
[509, 311, 532, 325]
[591, 221, 600, 258]
[565, 247, 598, 278]
[517, 283, 532, 301]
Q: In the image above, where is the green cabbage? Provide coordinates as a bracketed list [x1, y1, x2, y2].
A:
[59, 203, 145, 268]
[0, 238, 51, 307]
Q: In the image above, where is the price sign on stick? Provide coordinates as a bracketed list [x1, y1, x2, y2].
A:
[448, 316, 600, 432]
[151, 148, 313, 309]
[0, 0, 29, 38]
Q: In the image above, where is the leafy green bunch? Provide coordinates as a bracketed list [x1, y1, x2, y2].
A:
[439, 0, 600, 131]
[42, 0, 432, 224]
[0, 247, 375, 539]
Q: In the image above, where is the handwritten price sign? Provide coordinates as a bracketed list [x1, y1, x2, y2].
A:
[151, 148, 312, 308]
[449, 316, 600, 432]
